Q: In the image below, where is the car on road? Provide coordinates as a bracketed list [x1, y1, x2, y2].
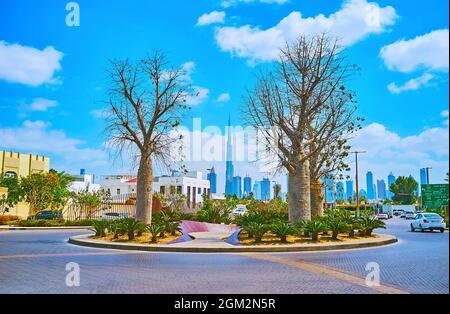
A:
[232, 205, 248, 216]
[393, 210, 404, 217]
[410, 213, 446, 233]
[28, 210, 63, 220]
[405, 212, 416, 220]
[100, 212, 132, 220]
[375, 213, 389, 220]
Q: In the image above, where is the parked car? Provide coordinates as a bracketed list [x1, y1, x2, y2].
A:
[375, 213, 389, 220]
[393, 210, 404, 217]
[405, 212, 416, 220]
[410, 213, 446, 233]
[400, 212, 406, 218]
[100, 212, 131, 220]
[232, 205, 248, 216]
[28, 210, 63, 220]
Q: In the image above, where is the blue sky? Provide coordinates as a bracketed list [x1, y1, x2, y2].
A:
[0, 0, 448, 193]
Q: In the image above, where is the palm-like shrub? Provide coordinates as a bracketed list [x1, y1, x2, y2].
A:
[293, 220, 307, 237]
[118, 218, 143, 241]
[338, 210, 360, 237]
[271, 221, 295, 242]
[244, 222, 269, 243]
[325, 216, 349, 240]
[109, 220, 125, 240]
[136, 221, 147, 237]
[304, 219, 328, 242]
[359, 216, 386, 236]
[165, 221, 181, 236]
[146, 224, 165, 243]
[195, 199, 232, 224]
[92, 220, 110, 237]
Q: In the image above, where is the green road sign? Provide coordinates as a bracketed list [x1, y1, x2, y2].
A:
[421, 184, 449, 210]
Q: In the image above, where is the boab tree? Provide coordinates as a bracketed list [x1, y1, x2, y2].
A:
[104, 52, 190, 224]
[243, 34, 359, 222]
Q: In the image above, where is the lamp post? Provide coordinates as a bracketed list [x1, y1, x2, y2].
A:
[351, 151, 367, 218]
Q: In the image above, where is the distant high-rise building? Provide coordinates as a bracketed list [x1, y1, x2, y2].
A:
[225, 116, 234, 196]
[243, 176, 252, 197]
[359, 189, 367, 198]
[336, 182, 345, 201]
[324, 176, 335, 203]
[387, 172, 396, 200]
[261, 178, 271, 201]
[207, 167, 217, 194]
[373, 184, 377, 200]
[345, 180, 354, 202]
[377, 180, 387, 200]
[366, 172, 374, 200]
[253, 181, 261, 200]
[232, 176, 242, 198]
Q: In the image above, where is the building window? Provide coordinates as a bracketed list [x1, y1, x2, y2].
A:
[117, 189, 121, 195]
[160, 186, 166, 194]
[198, 187, 201, 194]
[4, 171, 17, 178]
[177, 186, 182, 194]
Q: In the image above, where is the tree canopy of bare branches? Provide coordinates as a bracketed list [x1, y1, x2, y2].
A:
[243, 34, 361, 222]
[104, 51, 191, 223]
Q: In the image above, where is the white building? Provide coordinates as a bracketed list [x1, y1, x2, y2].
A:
[69, 170, 101, 193]
[99, 171, 210, 210]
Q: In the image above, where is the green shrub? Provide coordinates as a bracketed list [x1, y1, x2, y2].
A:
[146, 224, 165, 243]
[271, 221, 295, 242]
[195, 199, 232, 224]
[118, 218, 143, 240]
[243, 222, 269, 243]
[359, 216, 386, 237]
[0, 215, 20, 225]
[92, 220, 110, 237]
[109, 220, 125, 239]
[304, 219, 328, 242]
[324, 216, 349, 240]
[164, 221, 181, 236]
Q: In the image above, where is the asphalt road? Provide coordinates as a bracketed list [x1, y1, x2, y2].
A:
[0, 218, 447, 294]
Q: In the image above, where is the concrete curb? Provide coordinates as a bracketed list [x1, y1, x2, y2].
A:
[3, 226, 94, 231]
[68, 233, 398, 253]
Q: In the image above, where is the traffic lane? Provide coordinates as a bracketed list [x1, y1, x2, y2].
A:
[274, 219, 449, 294]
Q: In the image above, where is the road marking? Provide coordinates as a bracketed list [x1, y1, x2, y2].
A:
[0, 251, 146, 260]
[244, 253, 409, 294]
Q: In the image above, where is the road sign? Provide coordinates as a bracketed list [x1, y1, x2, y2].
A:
[421, 184, 449, 210]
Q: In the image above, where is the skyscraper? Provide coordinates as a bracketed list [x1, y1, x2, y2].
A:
[232, 176, 242, 198]
[253, 181, 261, 200]
[420, 168, 429, 186]
[225, 116, 234, 196]
[207, 167, 217, 194]
[243, 176, 252, 197]
[336, 182, 345, 201]
[377, 180, 387, 200]
[261, 178, 271, 201]
[324, 176, 335, 203]
[345, 180, 354, 202]
[387, 172, 396, 200]
[366, 172, 374, 200]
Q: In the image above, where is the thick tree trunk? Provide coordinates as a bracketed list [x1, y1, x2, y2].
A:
[310, 179, 324, 217]
[136, 154, 153, 224]
[288, 160, 311, 223]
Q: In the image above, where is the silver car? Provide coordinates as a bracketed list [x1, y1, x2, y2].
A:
[410, 213, 446, 233]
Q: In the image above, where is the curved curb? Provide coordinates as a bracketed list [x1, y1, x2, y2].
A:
[68, 233, 398, 253]
[4, 226, 94, 231]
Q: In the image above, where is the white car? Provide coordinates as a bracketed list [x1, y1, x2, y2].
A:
[375, 213, 389, 220]
[232, 205, 248, 216]
[100, 212, 131, 220]
[405, 212, 416, 220]
[410, 213, 446, 233]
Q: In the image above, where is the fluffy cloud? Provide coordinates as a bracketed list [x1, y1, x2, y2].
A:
[387, 73, 434, 94]
[349, 120, 449, 185]
[222, 0, 288, 8]
[215, 0, 398, 63]
[217, 93, 231, 103]
[380, 29, 449, 73]
[197, 11, 226, 26]
[185, 86, 210, 105]
[27, 98, 59, 112]
[0, 121, 108, 171]
[0, 41, 63, 87]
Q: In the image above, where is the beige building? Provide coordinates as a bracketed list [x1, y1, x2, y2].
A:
[0, 150, 50, 218]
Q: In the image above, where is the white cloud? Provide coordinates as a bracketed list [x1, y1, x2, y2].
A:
[349, 119, 449, 185]
[441, 110, 449, 118]
[27, 98, 59, 112]
[0, 41, 63, 87]
[387, 73, 434, 94]
[217, 93, 231, 103]
[222, 0, 288, 8]
[215, 0, 398, 63]
[90, 108, 108, 119]
[380, 29, 449, 73]
[185, 86, 210, 106]
[197, 11, 226, 26]
[0, 121, 108, 170]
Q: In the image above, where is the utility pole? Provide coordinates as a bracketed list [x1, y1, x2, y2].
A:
[351, 151, 367, 218]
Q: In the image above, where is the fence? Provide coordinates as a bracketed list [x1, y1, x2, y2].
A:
[63, 193, 136, 221]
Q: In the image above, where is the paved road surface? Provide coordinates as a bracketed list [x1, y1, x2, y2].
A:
[0, 218, 447, 294]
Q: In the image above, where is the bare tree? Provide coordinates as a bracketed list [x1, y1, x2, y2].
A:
[243, 34, 358, 222]
[104, 51, 190, 223]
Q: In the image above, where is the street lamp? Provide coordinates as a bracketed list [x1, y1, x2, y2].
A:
[350, 151, 367, 218]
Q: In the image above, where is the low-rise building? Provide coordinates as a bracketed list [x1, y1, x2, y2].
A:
[69, 169, 101, 193]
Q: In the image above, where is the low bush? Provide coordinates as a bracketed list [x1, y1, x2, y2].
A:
[92, 220, 110, 237]
[146, 224, 165, 243]
[303, 219, 328, 242]
[243, 222, 269, 243]
[0, 215, 20, 225]
[270, 221, 295, 242]
[359, 215, 386, 237]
